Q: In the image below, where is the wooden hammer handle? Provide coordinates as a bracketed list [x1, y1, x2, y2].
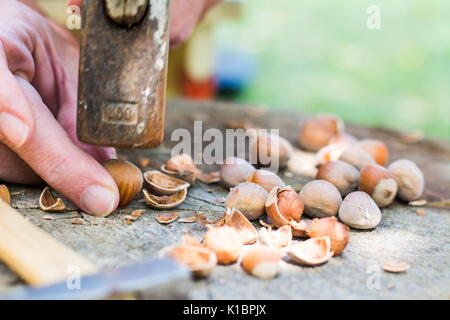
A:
[0, 200, 97, 287]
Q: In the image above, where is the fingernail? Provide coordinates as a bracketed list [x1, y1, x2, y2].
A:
[0, 113, 29, 148]
[80, 185, 117, 216]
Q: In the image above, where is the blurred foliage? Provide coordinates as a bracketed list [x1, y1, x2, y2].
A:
[214, 0, 450, 138]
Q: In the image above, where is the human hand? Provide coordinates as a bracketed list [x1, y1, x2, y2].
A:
[0, 0, 119, 216]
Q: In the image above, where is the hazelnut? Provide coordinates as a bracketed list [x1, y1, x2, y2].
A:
[103, 159, 143, 207]
[359, 164, 398, 207]
[259, 225, 292, 248]
[0, 185, 11, 205]
[160, 244, 217, 278]
[203, 226, 243, 265]
[338, 191, 381, 229]
[339, 146, 375, 170]
[241, 245, 282, 279]
[316, 160, 359, 196]
[297, 114, 344, 151]
[39, 187, 66, 212]
[388, 159, 425, 202]
[265, 187, 304, 227]
[220, 157, 256, 188]
[249, 133, 293, 168]
[287, 236, 333, 266]
[299, 180, 342, 218]
[306, 217, 349, 256]
[224, 208, 258, 245]
[143, 188, 187, 209]
[225, 182, 268, 220]
[246, 169, 286, 193]
[328, 133, 357, 145]
[356, 140, 389, 166]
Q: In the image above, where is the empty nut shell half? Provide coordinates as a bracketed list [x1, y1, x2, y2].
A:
[203, 226, 243, 265]
[224, 208, 258, 245]
[160, 244, 217, 278]
[259, 226, 292, 248]
[0, 185, 11, 205]
[287, 236, 334, 266]
[383, 262, 410, 273]
[143, 170, 190, 195]
[143, 188, 187, 210]
[241, 245, 283, 279]
[103, 159, 143, 207]
[39, 187, 66, 212]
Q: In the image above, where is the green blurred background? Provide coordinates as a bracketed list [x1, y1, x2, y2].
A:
[213, 0, 450, 138]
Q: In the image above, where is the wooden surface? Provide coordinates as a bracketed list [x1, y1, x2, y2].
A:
[0, 100, 449, 299]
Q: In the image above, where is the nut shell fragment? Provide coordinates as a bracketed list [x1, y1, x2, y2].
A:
[0, 185, 11, 205]
[224, 208, 258, 245]
[287, 236, 333, 266]
[383, 262, 410, 273]
[156, 212, 180, 224]
[259, 226, 292, 248]
[143, 188, 187, 209]
[161, 154, 200, 183]
[241, 245, 282, 279]
[265, 186, 304, 227]
[307, 217, 349, 256]
[39, 187, 66, 212]
[161, 244, 217, 278]
[203, 226, 243, 265]
[144, 170, 190, 195]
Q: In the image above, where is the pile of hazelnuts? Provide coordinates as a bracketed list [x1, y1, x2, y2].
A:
[221, 113, 425, 236]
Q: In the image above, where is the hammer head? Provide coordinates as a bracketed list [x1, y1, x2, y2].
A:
[77, 0, 170, 149]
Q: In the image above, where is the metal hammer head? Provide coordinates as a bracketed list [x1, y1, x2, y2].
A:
[77, 0, 170, 149]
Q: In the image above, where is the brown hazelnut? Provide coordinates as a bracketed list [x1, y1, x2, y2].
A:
[246, 169, 286, 193]
[220, 157, 256, 188]
[316, 160, 359, 196]
[297, 115, 344, 151]
[356, 140, 389, 166]
[203, 226, 243, 265]
[103, 159, 143, 207]
[299, 180, 342, 218]
[359, 164, 398, 207]
[388, 159, 425, 202]
[306, 217, 349, 256]
[339, 146, 375, 170]
[249, 133, 293, 169]
[225, 182, 268, 220]
[265, 186, 304, 227]
[338, 191, 381, 229]
[241, 245, 282, 279]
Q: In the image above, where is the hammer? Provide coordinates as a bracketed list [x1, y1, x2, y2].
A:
[77, 0, 170, 148]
